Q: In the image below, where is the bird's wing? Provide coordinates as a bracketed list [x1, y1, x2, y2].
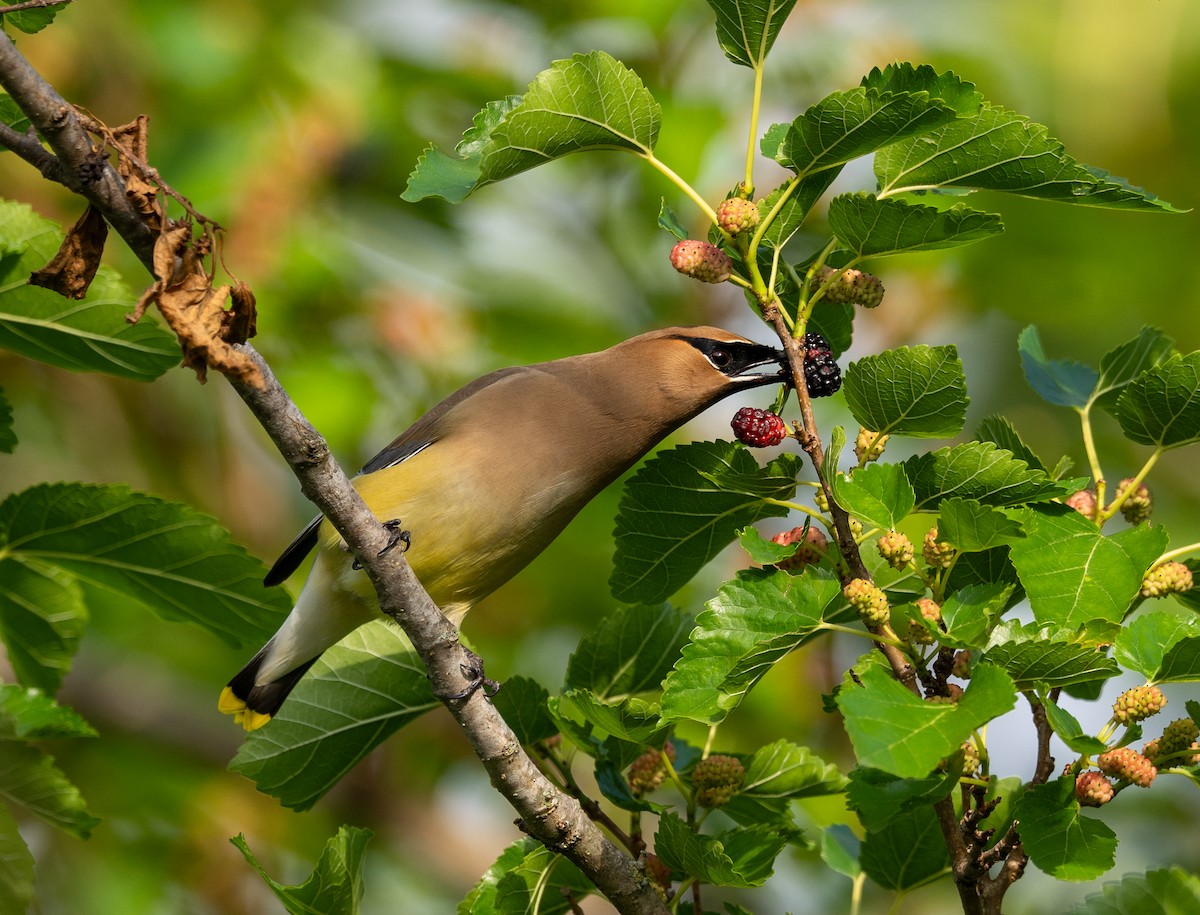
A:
[264, 365, 530, 586]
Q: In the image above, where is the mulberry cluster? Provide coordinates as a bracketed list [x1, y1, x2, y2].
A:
[855, 427, 889, 463]
[716, 197, 760, 236]
[669, 239, 733, 284]
[1097, 747, 1157, 788]
[802, 331, 842, 397]
[770, 525, 829, 571]
[812, 265, 885, 308]
[1076, 771, 1115, 807]
[844, 578, 890, 627]
[1115, 477, 1153, 525]
[627, 743, 676, 797]
[691, 754, 745, 808]
[877, 530, 914, 569]
[1144, 718, 1200, 766]
[1112, 685, 1167, 724]
[731, 406, 788, 447]
[923, 526, 956, 569]
[960, 740, 981, 776]
[1140, 561, 1194, 598]
[911, 598, 942, 644]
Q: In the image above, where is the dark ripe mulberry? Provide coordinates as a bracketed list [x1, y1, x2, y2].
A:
[803, 331, 832, 358]
[731, 406, 787, 447]
[804, 352, 842, 397]
[800, 332, 840, 397]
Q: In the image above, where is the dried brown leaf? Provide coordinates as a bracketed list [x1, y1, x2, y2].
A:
[28, 204, 108, 299]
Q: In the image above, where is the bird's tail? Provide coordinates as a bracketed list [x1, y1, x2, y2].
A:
[218, 640, 320, 732]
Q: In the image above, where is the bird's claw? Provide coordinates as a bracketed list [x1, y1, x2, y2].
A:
[441, 648, 500, 702]
[351, 519, 411, 570]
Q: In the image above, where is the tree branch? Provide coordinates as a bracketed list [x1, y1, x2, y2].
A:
[0, 30, 666, 915]
[0, 28, 157, 269]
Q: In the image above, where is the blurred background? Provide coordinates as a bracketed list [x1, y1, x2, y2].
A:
[1, 0, 1198, 912]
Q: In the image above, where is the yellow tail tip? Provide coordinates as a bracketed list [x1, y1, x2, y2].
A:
[218, 686, 273, 732]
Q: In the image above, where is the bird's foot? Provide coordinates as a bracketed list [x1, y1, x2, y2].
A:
[441, 647, 501, 702]
[351, 519, 411, 570]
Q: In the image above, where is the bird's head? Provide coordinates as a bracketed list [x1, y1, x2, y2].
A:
[606, 325, 789, 424]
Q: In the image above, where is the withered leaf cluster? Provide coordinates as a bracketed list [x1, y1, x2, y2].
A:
[29, 112, 262, 386]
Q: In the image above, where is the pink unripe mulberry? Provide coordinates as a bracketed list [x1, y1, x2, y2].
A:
[669, 239, 733, 284]
[716, 197, 760, 236]
[1076, 771, 1114, 807]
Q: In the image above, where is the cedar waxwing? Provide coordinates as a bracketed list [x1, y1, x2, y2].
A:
[220, 326, 788, 730]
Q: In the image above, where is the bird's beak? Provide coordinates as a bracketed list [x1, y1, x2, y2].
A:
[731, 346, 790, 387]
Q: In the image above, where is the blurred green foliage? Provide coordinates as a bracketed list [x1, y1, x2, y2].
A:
[0, 0, 1197, 912]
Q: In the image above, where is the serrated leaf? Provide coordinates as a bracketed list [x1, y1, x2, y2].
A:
[4, 3, 68, 34]
[552, 690, 667, 746]
[406, 52, 659, 202]
[1008, 506, 1167, 626]
[1114, 610, 1200, 683]
[0, 200, 178, 379]
[1018, 325, 1098, 408]
[836, 662, 1016, 778]
[755, 171, 842, 251]
[0, 741, 99, 838]
[1042, 697, 1108, 755]
[609, 443, 802, 604]
[846, 766, 958, 831]
[484, 53, 659, 188]
[459, 839, 534, 915]
[230, 621, 438, 811]
[0, 685, 96, 740]
[830, 462, 914, 530]
[860, 805, 950, 891]
[0, 484, 291, 685]
[491, 843, 593, 915]
[704, 0, 799, 69]
[0, 803, 33, 915]
[946, 546, 1022, 598]
[936, 582, 1013, 649]
[1065, 866, 1200, 915]
[0, 387, 13, 453]
[843, 345, 968, 438]
[741, 739, 846, 799]
[492, 676, 556, 747]
[564, 603, 691, 699]
[829, 194, 1003, 257]
[232, 826, 371, 915]
[1114, 352, 1200, 449]
[662, 568, 843, 725]
[983, 621, 1120, 690]
[655, 812, 787, 888]
[904, 442, 1079, 511]
[876, 103, 1180, 212]
[861, 64, 983, 116]
[403, 97, 521, 203]
[774, 85, 961, 177]
[1016, 779, 1116, 881]
[737, 526, 801, 564]
[975, 414, 1045, 472]
[938, 498, 1026, 553]
[1093, 326, 1175, 412]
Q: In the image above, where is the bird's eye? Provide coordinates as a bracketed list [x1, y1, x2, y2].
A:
[710, 348, 732, 368]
